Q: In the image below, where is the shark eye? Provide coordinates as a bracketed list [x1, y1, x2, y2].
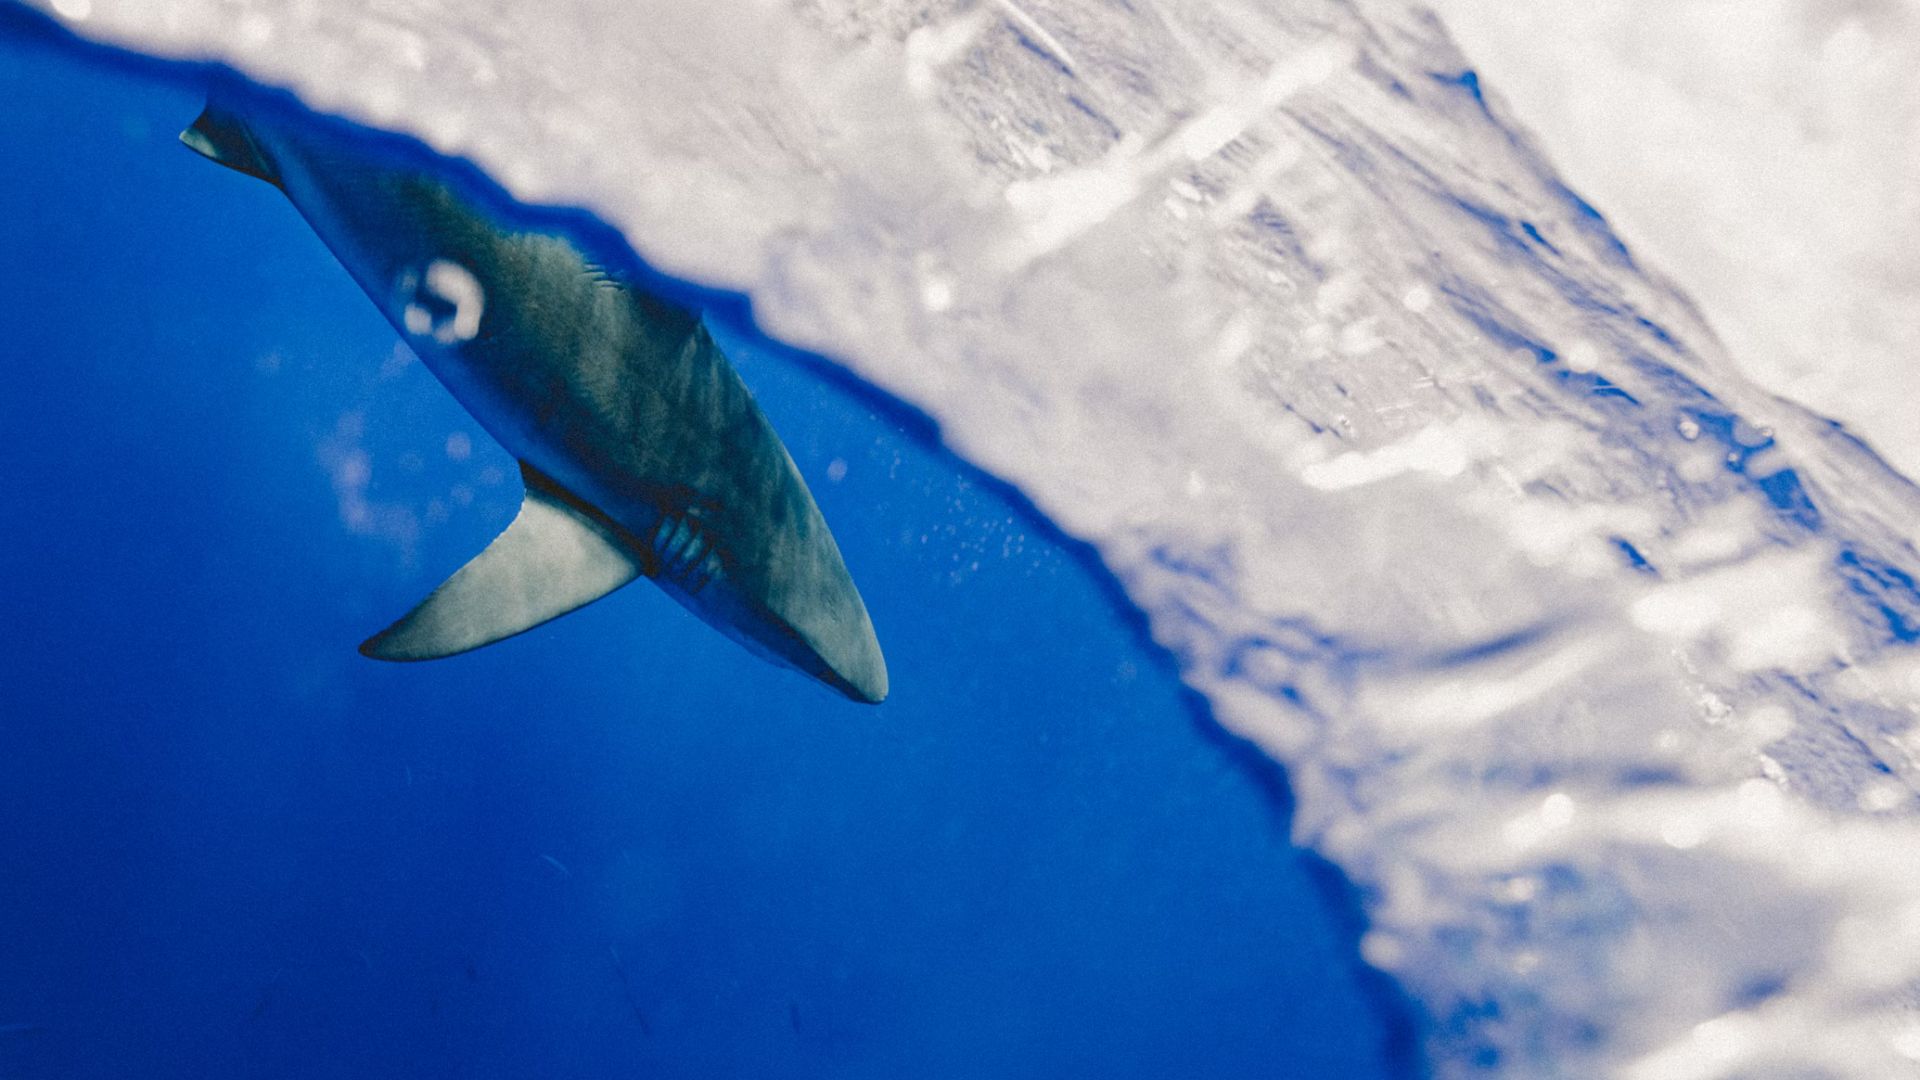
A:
[399, 259, 485, 344]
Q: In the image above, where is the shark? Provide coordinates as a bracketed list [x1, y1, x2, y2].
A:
[181, 98, 887, 703]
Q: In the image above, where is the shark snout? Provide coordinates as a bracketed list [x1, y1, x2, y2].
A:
[833, 622, 889, 704]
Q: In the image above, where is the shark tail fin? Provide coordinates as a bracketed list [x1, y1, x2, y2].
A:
[180, 104, 280, 187]
[359, 464, 643, 661]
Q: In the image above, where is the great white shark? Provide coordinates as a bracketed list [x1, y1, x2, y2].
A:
[181, 99, 888, 703]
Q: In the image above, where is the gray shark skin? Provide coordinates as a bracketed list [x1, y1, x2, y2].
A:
[182, 100, 887, 703]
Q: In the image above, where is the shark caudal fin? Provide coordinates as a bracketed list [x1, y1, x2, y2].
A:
[179, 104, 280, 187]
[360, 465, 642, 661]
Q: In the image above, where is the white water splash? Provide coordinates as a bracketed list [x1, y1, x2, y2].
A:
[34, 0, 1920, 1075]
[1428, 0, 1920, 482]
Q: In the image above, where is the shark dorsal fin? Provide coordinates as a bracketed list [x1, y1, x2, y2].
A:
[359, 464, 642, 661]
[180, 105, 281, 187]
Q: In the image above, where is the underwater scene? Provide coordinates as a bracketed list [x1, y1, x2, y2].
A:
[0, 11, 1411, 1079]
[4, 1, 1920, 1078]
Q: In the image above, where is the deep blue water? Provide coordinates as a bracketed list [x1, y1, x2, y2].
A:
[0, 14, 1417, 1078]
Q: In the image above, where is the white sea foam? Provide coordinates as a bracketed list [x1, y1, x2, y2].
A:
[38, 0, 1920, 1075]
[1427, 0, 1920, 481]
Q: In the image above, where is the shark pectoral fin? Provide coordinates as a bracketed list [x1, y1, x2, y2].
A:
[180, 105, 280, 187]
[360, 467, 641, 661]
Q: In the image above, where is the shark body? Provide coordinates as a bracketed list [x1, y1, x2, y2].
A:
[183, 102, 887, 703]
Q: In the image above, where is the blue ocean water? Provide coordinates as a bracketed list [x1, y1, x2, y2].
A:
[0, 14, 1418, 1078]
